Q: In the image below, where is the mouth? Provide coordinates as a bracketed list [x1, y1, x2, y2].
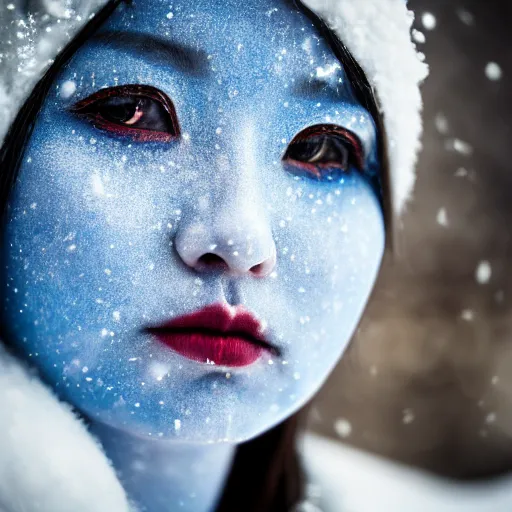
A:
[144, 303, 279, 367]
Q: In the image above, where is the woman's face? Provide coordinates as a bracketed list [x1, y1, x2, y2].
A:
[1, 0, 384, 442]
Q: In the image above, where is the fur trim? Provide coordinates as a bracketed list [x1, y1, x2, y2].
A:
[301, 433, 512, 512]
[0, 1, 106, 147]
[0, 346, 131, 512]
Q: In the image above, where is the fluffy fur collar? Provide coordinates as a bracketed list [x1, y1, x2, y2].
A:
[0, 345, 132, 512]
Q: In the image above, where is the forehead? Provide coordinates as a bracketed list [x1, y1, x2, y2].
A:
[100, 0, 349, 84]
[59, 0, 376, 155]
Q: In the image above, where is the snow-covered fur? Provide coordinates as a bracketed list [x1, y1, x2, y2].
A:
[0, 345, 132, 512]
[0, 0, 106, 145]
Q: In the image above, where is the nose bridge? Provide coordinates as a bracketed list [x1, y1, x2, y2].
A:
[175, 120, 276, 276]
[220, 121, 266, 227]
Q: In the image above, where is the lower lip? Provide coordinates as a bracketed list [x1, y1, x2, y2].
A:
[152, 332, 264, 367]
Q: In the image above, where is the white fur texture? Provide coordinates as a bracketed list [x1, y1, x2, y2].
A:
[0, 346, 131, 512]
[301, 433, 512, 512]
[303, 0, 429, 214]
[0, 0, 105, 147]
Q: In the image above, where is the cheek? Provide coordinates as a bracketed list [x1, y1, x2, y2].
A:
[8, 120, 198, 247]
[253, 174, 384, 386]
[1, 132, 178, 349]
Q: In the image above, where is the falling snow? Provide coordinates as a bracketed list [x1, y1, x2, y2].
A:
[476, 261, 492, 285]
[334, 418, 352, 438]
[461, 309, 475, 322]
[436, 208, 448, 227]
[434, 113, 449, 134]
[402, 408, 415, 424]
[456, 8, 474, 26]
[421, 12, 437, 31]
[485, 62, 502, 81]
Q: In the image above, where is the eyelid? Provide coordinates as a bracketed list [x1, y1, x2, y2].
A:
[284, 124, 364, 170]
[69, 84, 180, 142]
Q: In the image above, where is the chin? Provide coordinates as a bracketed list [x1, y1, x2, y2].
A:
[65, 369, 313, 444]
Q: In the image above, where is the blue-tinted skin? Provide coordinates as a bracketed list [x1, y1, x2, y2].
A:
[1, 0, 385, 509]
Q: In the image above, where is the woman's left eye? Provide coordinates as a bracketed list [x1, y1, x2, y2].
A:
[70, 85, 180, 142]
[282, 124, 364, 180]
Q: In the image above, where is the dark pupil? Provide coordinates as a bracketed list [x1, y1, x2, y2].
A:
[98, 96, 139, 124]
[288, 136, 347, 165]
[288, 139, 321, 162]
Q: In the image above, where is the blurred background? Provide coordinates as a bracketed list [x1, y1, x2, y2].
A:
[310, 0, 512, 481]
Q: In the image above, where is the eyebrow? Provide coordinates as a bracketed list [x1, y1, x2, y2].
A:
[292, 77, 349, 102]
[91, 30, 210, 77]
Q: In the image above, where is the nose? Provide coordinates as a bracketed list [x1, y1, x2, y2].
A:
[175, 214, 276, 277]
[175, 188, 277, 278]
[174, 119, 277, 278]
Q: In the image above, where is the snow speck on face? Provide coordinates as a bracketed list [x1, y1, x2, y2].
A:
[91, 174, 105, 196]
[60, 80, 77, 99]
[334, 418, 352, 438]
[485, 62, 503, 81]
[436, 208, 448, 227]
[421, 12, 437, 31]
[476, 261, 492, 285]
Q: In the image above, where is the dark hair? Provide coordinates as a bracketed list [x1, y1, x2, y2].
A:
[0, 1, 385, 510]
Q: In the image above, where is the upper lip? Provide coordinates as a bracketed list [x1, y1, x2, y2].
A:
[144, 302, 280, 356]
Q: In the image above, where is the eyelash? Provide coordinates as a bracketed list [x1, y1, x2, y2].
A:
[70, 84, 180, 142]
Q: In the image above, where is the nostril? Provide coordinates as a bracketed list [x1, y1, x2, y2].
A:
[197, 253, 228, 269]
[249, 250, 276, 277]
[250, 262, 265, 276]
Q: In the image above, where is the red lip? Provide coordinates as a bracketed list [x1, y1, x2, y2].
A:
[145, 303, 275, 367]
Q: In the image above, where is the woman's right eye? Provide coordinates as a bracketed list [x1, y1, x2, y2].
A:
[283, 124, 364, 181]
[70, 84, 180, 142]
